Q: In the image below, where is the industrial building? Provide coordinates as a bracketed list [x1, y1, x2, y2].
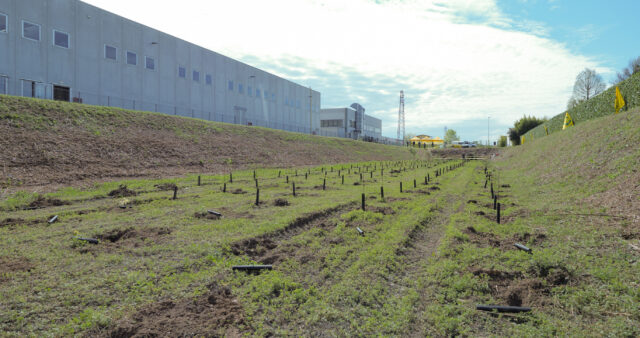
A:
[0, 0, 321, 134]
[319, 103, 382, 142]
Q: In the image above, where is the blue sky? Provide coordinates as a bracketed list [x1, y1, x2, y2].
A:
[497, 0, 640, 82]
[84, 0, 639, 143]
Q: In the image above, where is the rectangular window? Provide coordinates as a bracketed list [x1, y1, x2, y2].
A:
[178, 66, 186, 78]
[53, 30, 69, 48]
[22, 80, 34, 97]
[205, 74, 212, 85]
[145, 56, 155, 70]
[126, 51, 137, 66]
[22, 21, 41, 41]
[238, 84, 244, 94]
[321, 120, 343, 128]
[256, 89, 260, 98]
[247, 86, 252, 97]
[0, 76, 7, 94]
[53, 85, 70, 102]
[228, 80, 233, 91]
[193, 70, 200, 82]
[105, 45, 117, 61]
[285, 97, 289, 106]
[0, 13, 7, 33]
[272, 93, 275, 101]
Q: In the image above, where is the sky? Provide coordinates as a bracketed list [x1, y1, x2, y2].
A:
[83, 0, 640, 143]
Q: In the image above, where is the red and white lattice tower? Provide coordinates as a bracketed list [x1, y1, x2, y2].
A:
[397, 90, 405, 142]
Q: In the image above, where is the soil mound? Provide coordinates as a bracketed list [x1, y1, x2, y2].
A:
[107, 284, 243, 337]
[27, 196, 70, 209]
[108, 185, 137, 198]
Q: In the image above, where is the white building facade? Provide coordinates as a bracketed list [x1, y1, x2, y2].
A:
[0, 0, 322, 133]
[319, 104, 382, 142]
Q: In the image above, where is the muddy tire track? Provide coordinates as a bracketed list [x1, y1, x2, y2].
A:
[230, 202, 357, 264]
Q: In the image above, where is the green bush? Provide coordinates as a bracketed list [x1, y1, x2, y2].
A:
[498, 136, 507, 147]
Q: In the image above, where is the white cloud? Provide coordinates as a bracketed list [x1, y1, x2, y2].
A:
[83, 0, 606, 141]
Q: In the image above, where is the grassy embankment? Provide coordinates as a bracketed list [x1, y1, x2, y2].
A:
[419, 108, 639, 336]
[0, 95, 418, 187]
[1, 96, 638, 336]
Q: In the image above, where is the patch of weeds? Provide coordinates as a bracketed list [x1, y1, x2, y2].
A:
[0, 191, 39, 211]
[64, 308, 111, 335]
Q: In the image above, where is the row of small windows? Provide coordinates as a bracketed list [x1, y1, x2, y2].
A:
[321, 119, 344, 128]
[0, 14, 71, 48]
[0, 13, 313, 106]
[105, 45, 213, 85]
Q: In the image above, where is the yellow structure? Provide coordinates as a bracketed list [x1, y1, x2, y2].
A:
[615, 86, 625, 114]
[410, 135, 444, 147]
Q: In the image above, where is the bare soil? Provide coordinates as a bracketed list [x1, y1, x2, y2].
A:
[105, 284, 243, 337]
[463, 226, 547, 251]
[0, 96, 413, 189]
[108, 185, 138, 198]
[230, 203, 355, 264]
[75, 227, 173, 255]
[26, 196, 70, 209]
[471, 265, 571, 307]
[0, 256, 34, 277]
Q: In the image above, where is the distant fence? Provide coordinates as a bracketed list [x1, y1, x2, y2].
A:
[526, 72, 640, 140]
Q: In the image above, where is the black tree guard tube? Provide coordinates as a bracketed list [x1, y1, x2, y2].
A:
[207, 210, 222, 217]
[232, 265, 273, 272]
[255, 188, 260, 206]
[74, 237, 99, 244]
[476, 304, 532, 313]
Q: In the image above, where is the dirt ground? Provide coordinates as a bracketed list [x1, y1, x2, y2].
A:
[431, 147, 500, 159]
[0, 97, 414, 189]
[103, 284, 243, 337]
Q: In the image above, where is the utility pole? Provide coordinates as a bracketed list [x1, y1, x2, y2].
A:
[488, 116, 490, 147]
[397, 90, 405, 144]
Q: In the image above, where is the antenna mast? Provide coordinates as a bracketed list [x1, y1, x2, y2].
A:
[397, 90, 405, 142]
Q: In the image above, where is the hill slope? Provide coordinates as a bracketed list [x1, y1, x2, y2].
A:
[487, 109, 639, 334]
[0, 96, 415, 187]
[528, 71, 640, 139]
[499, 107, 639, 221]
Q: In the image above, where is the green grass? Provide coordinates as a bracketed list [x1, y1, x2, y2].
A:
[1, 159, 466, 336]
[1, 101, 639, 336]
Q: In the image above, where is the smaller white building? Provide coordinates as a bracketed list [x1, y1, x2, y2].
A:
[319, 103, 382, 142]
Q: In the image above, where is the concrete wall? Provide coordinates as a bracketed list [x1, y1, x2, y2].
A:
[320, 107, 382, 141]
[0, 0, 321, 133]
[363, 114, 382, 140]
[319, 107, 353, 138]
